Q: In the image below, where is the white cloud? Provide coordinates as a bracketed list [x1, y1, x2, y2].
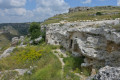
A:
[10, 0, 26, 7]
[4, 8, 27, 16]
[82, 0, 91, 4]
[33, 0, 69, 21]
[0, 0, 69, 23]
[118, 0, 120, 6]
[0, 0, 26, 9]
[0, 0, 2, 3]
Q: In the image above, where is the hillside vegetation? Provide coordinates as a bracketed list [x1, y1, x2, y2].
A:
[0, 44, 62, 80]
[43, 8, 120, 25]
[0, 23, 30, 51]
[0, 23, 30, 35]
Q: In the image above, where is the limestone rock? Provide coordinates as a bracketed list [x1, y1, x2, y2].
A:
[11, 36, 25, 46]
[34, 36, 42, 43]
[46, 19, 120, 68]
[0, 47, 15, 59]
[69, 7, 92, 13]
[11, 37, 19, 46]
[92, 66, 120, 80]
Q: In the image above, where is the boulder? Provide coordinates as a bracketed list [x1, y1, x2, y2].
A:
[11, 37, 19, 46]
[0, 47, 15, 59]
[92, 66, 120, 80]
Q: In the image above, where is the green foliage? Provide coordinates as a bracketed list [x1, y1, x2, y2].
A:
[63, 56, 84, 70]
[1, 71, 18, 80]
[0, 44, 63, 80]
[54, 51, 58, 53]
[29, 22, 41, 40]
[96, 12, 102, 15]
[0, 23, 30, 35]
[81, 67, 91, 76]
[17, 45, 62, 80]
[60, 54, 64, 58]
[41, 29, 46, 41]
[15, 47, 42, 63]
[63, 54, 91, 77]
[30, 63, 61, 80]
[60, 45, 65, 49]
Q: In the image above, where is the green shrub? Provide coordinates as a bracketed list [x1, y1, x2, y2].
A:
[54, 51, 58, 53]
[29, 22, 41, 40]
[63, 56, 84, 70]
[96, 12, 102, 15]
[15, 46, 42, 63]
[17, 45, 62, 80]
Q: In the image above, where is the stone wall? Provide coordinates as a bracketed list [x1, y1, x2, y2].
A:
[46, 19, 120, 69]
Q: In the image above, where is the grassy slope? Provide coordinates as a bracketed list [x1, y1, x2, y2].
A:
[0, 44, 62, 80]
[0, 33, 11, 54]
[0, 43, 89, 80]
[43, 9, 120, 25]
[0, 23, 30, 53]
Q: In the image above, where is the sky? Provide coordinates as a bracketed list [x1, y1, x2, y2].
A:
[0, 0, 119, 23]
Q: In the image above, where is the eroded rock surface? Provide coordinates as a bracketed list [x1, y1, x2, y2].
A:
[46, 19, 120, 69]
[0, 47, 15, 59]
[91, 66, 120, 80]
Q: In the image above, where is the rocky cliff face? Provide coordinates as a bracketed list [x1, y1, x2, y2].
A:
[46, 19, 120, 70]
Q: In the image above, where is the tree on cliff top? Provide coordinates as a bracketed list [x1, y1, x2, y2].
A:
[29, 22, 41, 40]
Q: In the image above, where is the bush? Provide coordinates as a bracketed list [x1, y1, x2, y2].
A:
[96, 12, 102, 15]
[29, 22, 41, 40]
[15, 46, 42, 63]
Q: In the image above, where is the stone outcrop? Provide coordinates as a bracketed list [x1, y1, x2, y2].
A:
[88, 66, 120, 80]
[0, 47, 15, 59]
[46, 19, 120, 69]
[69, 7, 92, 13]
[69, 6, 120, 13]
[29, 36, 42, 44]
[11, 36, 25, 46]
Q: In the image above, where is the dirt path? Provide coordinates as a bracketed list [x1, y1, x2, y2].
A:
[53, 49, 66, 79]
[53, 49, 87, 80]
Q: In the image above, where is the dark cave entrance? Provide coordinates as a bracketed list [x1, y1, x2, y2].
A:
[70, 39, 73, 48]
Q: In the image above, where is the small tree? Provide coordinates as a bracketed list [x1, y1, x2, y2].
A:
[29, 22, 41, 40]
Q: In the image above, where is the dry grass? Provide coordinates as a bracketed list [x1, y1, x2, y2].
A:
[43, 10, 120, 25]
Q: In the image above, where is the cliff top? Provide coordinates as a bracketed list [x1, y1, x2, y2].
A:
[69, 6, 120, 13]
[43, 6, 120, 25]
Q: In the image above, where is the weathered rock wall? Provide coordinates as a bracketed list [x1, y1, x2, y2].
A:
[46, 19, 120, 69]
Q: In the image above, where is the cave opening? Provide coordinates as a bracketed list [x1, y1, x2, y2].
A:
[70, 39, 73, 48]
